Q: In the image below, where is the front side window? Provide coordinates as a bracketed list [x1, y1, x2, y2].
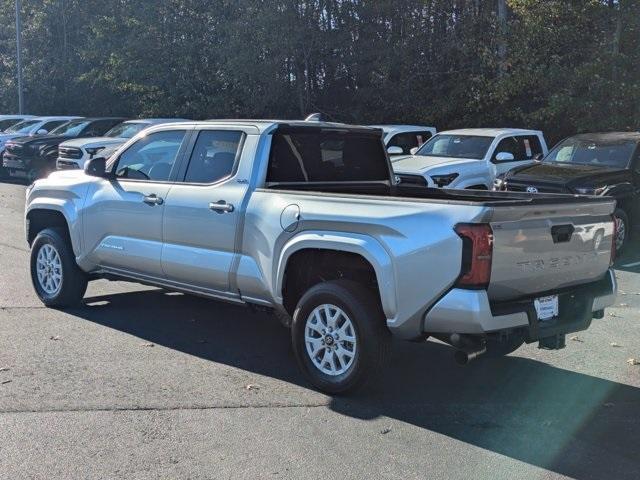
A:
[105, 122, 150, 139]
[5, 119, 39, 133]
[50, 120, 91, 136]
[111, 130, 186, 181]
[492, 137, 520, 161]
[388, 131, 433, 155]
[545, 137, 636, 169]
[183, 130, 243, 184]
[416, 134, 494, 160]
[40, 120, 67, 133]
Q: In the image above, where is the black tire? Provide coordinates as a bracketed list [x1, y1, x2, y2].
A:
[291, 279, 391, 394]
[484, 336, 524, 358]
[613, 208, 629, 256]
[30, 227, 88, 307]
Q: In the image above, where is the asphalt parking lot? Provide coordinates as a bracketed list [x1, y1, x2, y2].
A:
[0, 179, 639, 480]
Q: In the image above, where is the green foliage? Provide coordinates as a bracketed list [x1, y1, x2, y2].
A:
[0, 0, 638, 143]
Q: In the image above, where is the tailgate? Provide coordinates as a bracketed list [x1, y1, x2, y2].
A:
[487, 198, 616, 301]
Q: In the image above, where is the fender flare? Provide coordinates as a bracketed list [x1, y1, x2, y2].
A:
[26, 196, 82, 255]
[274, 231, 398, 320]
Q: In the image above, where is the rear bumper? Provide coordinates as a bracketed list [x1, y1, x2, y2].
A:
[423, 269, 616, 337]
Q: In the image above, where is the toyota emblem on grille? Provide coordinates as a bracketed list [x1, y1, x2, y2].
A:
[526, 186, 539, 193]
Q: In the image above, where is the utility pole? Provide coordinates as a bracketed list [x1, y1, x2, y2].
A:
[15, 0, 24, 114]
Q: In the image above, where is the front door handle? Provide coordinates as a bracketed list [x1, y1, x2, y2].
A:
[143, 194, 164, 206]
[209, 200, 234, 213]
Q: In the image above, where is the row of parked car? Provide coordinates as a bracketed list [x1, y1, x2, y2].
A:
[0, 114, 637, 252]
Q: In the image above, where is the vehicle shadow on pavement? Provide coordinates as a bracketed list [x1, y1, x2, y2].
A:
[75, 288, 640, 480]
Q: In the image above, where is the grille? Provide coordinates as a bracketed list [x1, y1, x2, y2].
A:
[506, 183, 568, 194]
[397, 174, 428, 186]
[58, 146, 83, 159]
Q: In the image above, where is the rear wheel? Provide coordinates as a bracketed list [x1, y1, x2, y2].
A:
[30, 227, 88, 307]
[291, 280, 391, 394]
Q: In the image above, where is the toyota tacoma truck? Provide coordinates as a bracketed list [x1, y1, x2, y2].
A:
[393, 128, 548, 190]
[25, 120, 617, 393]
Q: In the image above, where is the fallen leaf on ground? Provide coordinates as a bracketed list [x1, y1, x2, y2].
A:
[49, 335, 61, 341]
[627, 358, 639, 366]
[569, 336, 583, 342]
[139, 342, 155, 347]
[245, 384, 260, 391]
[610, 342, 621, 347]
[618, 303, 629, 307]
[380, 427, 392, 435]
[1, 380, 11, 385]
[0, 367, 9, 372]
[609, 312, 620, 318]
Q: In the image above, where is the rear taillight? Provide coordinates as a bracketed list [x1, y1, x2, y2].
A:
[455, 224, 493, 289]
[610, 214, 618, 265]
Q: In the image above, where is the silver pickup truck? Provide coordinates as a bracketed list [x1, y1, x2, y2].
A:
[25, 120, 617, 393]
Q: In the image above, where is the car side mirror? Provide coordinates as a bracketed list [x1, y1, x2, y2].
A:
[410, 147, 419, 155]
[495, 152, 515, 162]
[85, 156, 109, 178]
[387, 146, 404, 156]
[36, 129, 48, 135]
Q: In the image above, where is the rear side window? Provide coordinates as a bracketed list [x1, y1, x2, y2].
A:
[518, 135, 543, 159]
[183, 130, 243, 184]
[267, 131, 388, 183]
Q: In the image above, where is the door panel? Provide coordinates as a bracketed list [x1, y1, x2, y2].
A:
[82, 129, 189, 277]
[161, 129, 246, 294]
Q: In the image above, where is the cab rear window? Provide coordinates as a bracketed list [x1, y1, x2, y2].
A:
[267, 131, 389, 183]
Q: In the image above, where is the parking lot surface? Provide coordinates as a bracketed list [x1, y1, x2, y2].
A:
[1, 180, 639, 480]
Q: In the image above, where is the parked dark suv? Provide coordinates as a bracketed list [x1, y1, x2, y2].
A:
[2, 117, 125, 182]
[497, 132, 640, 253]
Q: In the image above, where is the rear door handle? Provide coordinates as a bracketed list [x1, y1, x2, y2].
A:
[143, 194, 164, 206]
[209, 200, 234, 213]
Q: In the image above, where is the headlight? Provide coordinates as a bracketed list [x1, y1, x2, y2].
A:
[431, 173, 459, 187]
[86, 147, 105, 157]
[574, 186, 606, 195]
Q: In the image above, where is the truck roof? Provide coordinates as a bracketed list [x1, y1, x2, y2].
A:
[201, 119, 382, 134]
[439, 128, 541, 137]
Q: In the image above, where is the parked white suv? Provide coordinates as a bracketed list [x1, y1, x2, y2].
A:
[371, 125, 437, 159]
[56, 118, 187, 170]
[393, 128, 548, 189]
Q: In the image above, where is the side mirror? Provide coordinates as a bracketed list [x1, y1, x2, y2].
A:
[85, 156, 109, 178]
[409, 147, 419, 155]
[387, 146, 404, 156]
[36, 129, 48, 135]
[495, 152, 515, 162]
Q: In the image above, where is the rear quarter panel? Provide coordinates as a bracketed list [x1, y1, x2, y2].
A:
[239, 190, 488, 338]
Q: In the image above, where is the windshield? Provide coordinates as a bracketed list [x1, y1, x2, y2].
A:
[415, 134, 494, 160]
[105, 122, 149, 139]
[50, 120, 90, 136]
[5, 119, 39, 134]
[545, 137, 636, 169]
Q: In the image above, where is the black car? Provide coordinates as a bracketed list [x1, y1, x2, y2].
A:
[2, 117, 126, 182]
[497, 132, 640, 252]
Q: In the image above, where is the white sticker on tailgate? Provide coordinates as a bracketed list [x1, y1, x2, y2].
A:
[534, 295, 559, 321]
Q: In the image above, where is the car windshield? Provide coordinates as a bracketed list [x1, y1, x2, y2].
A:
[5, 119, 39, 133]
[544, 137, 636, 169]
[415, 134, 494, 160]
[105, 122, 149, 139]
[50, 120, 90, 136]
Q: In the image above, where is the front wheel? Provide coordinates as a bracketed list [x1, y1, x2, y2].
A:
[291, 280, 391, 394]
[613, 208, 629, 255]
[30, 228, 88, 307]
